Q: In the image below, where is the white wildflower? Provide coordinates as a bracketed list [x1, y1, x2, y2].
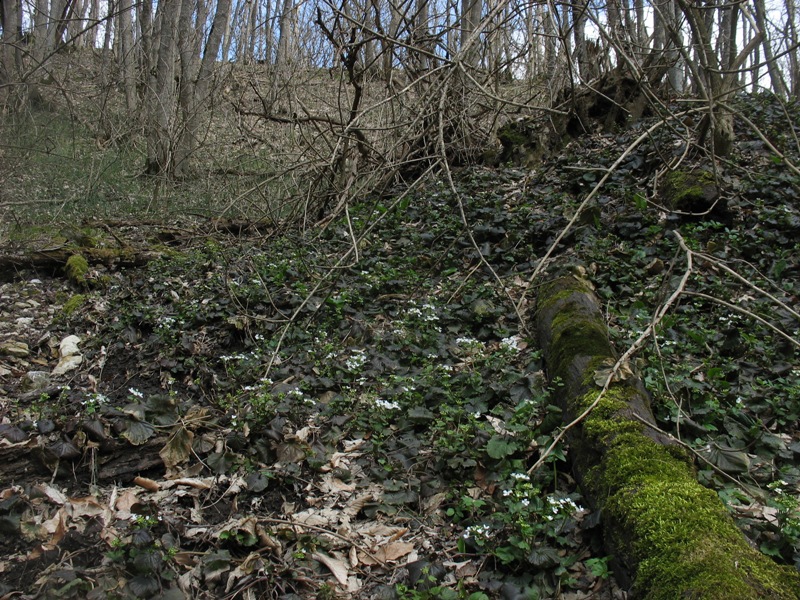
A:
[375, 399, 401, 410]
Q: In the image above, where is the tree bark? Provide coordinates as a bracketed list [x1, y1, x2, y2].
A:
[145, 0, 183, 175]
[535, 273, 800, 599]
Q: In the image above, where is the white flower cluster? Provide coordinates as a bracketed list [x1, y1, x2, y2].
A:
[345, 350, 367, 371]
[407, 302, 439, 322]
[768, 479, 789, 494]
[462, 523, 492, 539]
[500, 335, 523, 352]
[545, 496, 584, 521]
[83, 392, 109, 406]
[128, 388, 144, 399]
[375, 399, 401, 410]
[157, 316, 178, 330]
[221, 352, 258, 362]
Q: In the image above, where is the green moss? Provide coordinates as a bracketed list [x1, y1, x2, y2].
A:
[65, 254, 90, 286]
[62, 294, 86, 315]
[593, 429, 800, 598]
[537, 275, 800, 598]
[497, 124, 529, 146]
[663, 170, 717, 210]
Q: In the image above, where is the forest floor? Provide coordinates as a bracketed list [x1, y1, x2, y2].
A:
[1, 94, 800, 599]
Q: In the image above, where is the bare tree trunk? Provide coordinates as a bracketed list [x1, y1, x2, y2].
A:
[524, 1, 536, 79]
[85, 0, 100, 48]
[675, 0, 762, 156]
[0, 0, 23, 109]
[67, 0, 85, 44]
[383, 0, 402, 80]
[460, 0, 481, 68]
[137, 0, 154, 73]
[246, 0, 258, 63]
[145, 0, 183, 175]
[788, 0, 800, 97]
[221, 0, 234, 61]
[753, 0, 787, 97]
[413, 0, 431, 72]
[633, 0, 646, 47]
[543, 2, 557, 84]
[48, 0, 67, 50]
[174, 0, 232, 171]
[118, 0, 138, 112]
[572, 0, 589, 81]
[33, 0, 49, 60]
[263, 0, 275, 63]
[275, 0, 295, 69]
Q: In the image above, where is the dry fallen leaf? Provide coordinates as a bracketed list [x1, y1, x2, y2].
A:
[359, 540, 414, 565]
[312, 551, 349, 585]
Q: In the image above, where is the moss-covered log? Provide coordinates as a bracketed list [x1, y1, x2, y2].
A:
[535, 273, 800, 599]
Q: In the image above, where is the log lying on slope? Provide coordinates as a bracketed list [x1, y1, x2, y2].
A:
[535, 273, 800, 599]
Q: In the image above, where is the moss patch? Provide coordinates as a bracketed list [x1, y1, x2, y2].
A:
[62, 294, 86, 315]
[598, 435, 800, 598]
[65, 254, 90, 287]
[660, 169, 720, 214]
[536, 274, 800, 598]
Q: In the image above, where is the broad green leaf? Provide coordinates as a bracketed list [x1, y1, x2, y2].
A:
[122, 420, 155, 446]
[486, 435, 516, 459]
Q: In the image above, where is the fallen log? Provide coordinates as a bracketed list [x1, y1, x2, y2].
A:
[0, 247, 164, 282]
[535, 273, 800, 599]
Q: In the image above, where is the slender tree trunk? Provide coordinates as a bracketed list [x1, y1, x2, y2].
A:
[263, 0, 274, 63]
[86, 0, 100, 48]
[246, 0, 258, 62]
[0, 0, 23, 109]
[174, 0, 231, 172]
[460, 0, 481, 68]
[634, 0, 646, 47]
[788, 0, 800, 97]
[524, 1, 535, 79]
[383, 0, 401, 80]
[275, 0, 295, 69]
[118, 0, 138, 112]
[414, 0, 430, 72]
[33, 0, 49, 60]
[67, 0, 85, 44]
[753, 0, 787, 97]
[145, 0, 183, 175]
[48, 0, 67, 50]
[572, 0, 589, 81]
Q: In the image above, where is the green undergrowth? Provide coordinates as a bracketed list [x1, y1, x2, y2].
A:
[47, 182, 601, 597]
[9, 93, 800, 597]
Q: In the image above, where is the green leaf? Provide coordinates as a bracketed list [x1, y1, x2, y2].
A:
[128, 575, 160, 597]
[704, 442, 751, 473]
[486, 435, 516, 459]
[122, 420, 155, 446]
[493, 545, 520, 564]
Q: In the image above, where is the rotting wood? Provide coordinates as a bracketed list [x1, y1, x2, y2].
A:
[0, 436, 168, 484]
[535, 273, 800, 599]
[0, 247, 164, 282]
